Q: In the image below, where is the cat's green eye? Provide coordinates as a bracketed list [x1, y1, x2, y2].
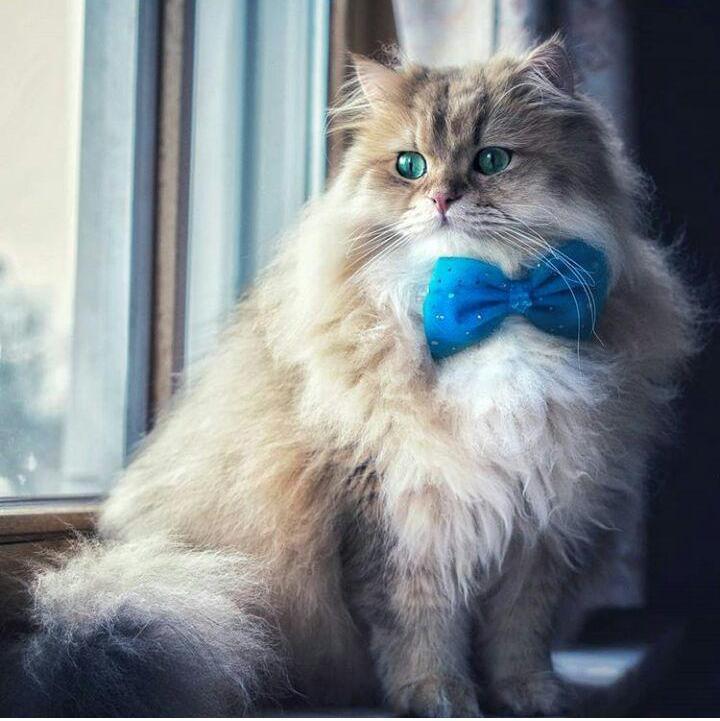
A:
[474, 146, 512, 175]
[396, 151, 427, 180]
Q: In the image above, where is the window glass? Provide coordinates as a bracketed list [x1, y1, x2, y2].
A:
[0, 0, 84, 497]
[0, 0, 154, 499]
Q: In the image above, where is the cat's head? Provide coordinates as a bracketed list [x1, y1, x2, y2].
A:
[331, 36, 642, 279]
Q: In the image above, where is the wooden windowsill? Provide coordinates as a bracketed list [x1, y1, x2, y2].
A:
[0, 496, 99, 545]
[0, 497, 100, 627]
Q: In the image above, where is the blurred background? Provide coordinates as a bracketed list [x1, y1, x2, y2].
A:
[0, 0, 718, 714]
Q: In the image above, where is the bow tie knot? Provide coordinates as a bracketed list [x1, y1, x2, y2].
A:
[507, 281, 533, 314]
[422, 240, 609, 360]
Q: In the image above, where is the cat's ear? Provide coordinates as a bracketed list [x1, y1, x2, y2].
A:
[522, 34, 575, 95]
[351, 55, 405, 107]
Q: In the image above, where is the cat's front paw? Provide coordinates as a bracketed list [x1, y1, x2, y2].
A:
[491, 672, 569, 716]
[394, 674, 481, 717]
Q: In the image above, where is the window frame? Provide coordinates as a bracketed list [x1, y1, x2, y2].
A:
[0, 496, 97, 545]
[61, 0, 160, 493]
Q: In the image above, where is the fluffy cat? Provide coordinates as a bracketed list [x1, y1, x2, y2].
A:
[1, 37, 698, 716]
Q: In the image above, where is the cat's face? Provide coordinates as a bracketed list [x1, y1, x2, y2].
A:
[336, 38, 635, 272]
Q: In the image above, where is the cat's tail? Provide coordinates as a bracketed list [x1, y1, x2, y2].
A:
[0, 534, 286, 716]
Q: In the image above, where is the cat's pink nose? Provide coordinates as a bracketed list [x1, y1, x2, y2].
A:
[430, 192, 461, 216]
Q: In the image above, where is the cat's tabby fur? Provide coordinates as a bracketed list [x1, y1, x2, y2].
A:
[1, 38, 697, 716]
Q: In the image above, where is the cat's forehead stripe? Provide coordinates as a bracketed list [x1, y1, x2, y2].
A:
[414, 72, 488, 154]
[430, 80, 450, 151]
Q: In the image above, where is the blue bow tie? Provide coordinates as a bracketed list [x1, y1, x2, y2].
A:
[423, 240, 609, 360]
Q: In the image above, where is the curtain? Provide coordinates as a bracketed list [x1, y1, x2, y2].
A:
[392, 0, 633, 143]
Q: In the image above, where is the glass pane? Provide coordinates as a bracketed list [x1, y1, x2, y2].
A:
[0, 0, 84, 497]
[0, 0, 152, 499]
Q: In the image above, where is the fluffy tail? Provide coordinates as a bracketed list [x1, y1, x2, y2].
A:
[0, 535, 284, 716]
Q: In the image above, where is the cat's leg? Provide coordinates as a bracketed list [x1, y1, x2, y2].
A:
[373, 571, 480, 717]
[343, 523, 480, 715]
[479, 540, 569, 716]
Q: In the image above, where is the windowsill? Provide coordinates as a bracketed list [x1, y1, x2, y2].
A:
[0, 496, 100, 629]
[0, 495, 99, 544]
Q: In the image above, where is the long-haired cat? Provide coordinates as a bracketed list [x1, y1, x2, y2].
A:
[1, 37, 698, 716]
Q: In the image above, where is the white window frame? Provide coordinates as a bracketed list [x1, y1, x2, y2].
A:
[62, 0, 159, 491]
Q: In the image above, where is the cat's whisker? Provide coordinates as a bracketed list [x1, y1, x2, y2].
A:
[347, 227, 403, 262]
[501, 226, 590, 325]
[491, 210, 600, 331]
[486, 225, 588, 348]
[498, 207, 595, 284]
[345, 232, 411, 287]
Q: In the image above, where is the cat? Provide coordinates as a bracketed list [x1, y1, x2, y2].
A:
[0, 36, 698, 717]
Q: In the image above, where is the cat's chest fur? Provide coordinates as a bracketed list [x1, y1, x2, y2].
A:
[420, 324, 611, 568]
[393, 236, 608, 461]
[406, 321, 611, 581]
[431, 318, 606, 487]
[434, 319, 591, 431]
[374, 237, 615, 574]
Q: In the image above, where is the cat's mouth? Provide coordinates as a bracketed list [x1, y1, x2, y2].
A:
[433, 213, 455, 232]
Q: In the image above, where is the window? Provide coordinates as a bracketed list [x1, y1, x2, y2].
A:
[0, 0, 330, 502]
